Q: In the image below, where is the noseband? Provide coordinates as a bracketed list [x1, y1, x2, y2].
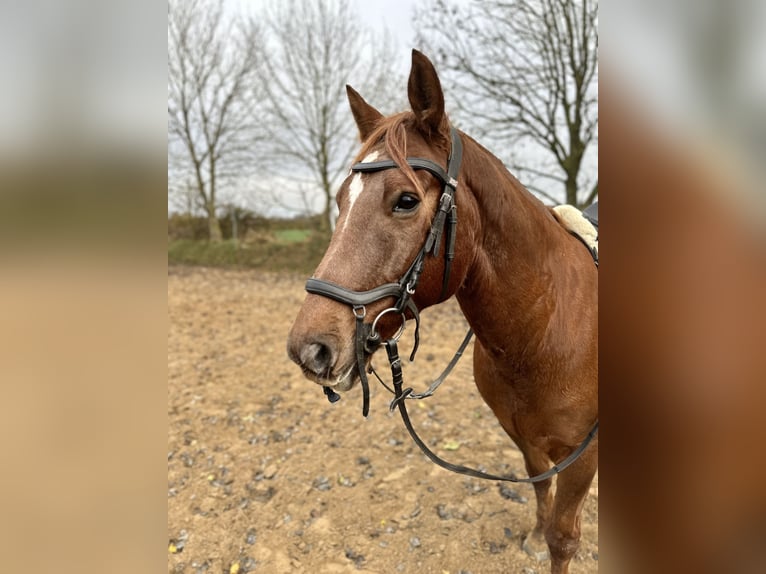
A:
[305, 127, 463, 417]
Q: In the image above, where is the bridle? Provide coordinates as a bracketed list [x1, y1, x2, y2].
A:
[306, 126, 463, 417]
[304, 126, 598, 484]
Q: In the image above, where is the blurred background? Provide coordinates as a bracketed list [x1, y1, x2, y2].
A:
[0, 0, 763, 572]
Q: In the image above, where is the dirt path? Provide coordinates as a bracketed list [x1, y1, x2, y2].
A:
[168, 266, 598, 574]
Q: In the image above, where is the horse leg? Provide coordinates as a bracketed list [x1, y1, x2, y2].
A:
[519, 445, 554, 561]
[545, 439, 598, 574]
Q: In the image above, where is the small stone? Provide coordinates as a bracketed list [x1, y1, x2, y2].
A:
[245, 528, 256, 545]
[498, 484, 527, 503]
[337, 474, 355, 487]
[488, 541, 507, 554]
[344, 548, 365, 568]
[169, 530, 189, 553]
[522, 535, 550, 563]
[436, 504, 451, 520]
[263, 464, 278, 479]
[409, 536, 421, 549]
[463, 479, 488, 495]
[252, 486, 276, 502]
[312, 476, 332, 491]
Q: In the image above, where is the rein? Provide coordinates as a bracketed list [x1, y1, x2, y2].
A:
[383, 337, 599, 483]
[304, 126, 598, 483]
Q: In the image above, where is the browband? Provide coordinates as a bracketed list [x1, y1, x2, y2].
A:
[352, 157, 455, 189]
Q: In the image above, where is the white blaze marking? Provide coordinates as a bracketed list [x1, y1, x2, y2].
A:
[342, 151, 379, 231]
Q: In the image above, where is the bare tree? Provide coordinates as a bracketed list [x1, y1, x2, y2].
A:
[168, 0, 263, 241]
[168, 178, 203, 217]
[415, 0, 598, 208]
[259, 0, 403, 232]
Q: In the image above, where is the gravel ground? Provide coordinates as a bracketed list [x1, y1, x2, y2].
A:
[168, 266, 598, 574]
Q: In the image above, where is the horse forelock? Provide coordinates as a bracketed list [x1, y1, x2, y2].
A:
[352, 113, 450, 197]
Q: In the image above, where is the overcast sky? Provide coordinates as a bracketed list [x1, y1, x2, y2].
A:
[230, 0, 417, 53]
[186, 0, 600, 216]
[351, 0, 416, 48]
[215, 0, 423, 217]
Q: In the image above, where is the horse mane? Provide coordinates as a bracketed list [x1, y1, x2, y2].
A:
[460, 131, 557, 235]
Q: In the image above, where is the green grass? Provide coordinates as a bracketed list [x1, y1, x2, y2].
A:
[273, 229, 312, 243]
[168, 231, 328, 273]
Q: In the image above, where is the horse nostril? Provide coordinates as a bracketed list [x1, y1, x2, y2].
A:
[299, 341, 335, 376]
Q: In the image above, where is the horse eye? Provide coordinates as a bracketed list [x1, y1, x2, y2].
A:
[393, 193, 420, 213]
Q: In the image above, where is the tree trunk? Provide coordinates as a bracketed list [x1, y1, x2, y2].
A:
[206, 203, 223, 242]
[319, 168, 332, 233]
[566, 175, 579, 209]
[320, 193, 332, 233]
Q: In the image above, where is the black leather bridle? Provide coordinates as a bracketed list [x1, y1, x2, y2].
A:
[305, 127, 464, 418]
[304, 126, 598, 484]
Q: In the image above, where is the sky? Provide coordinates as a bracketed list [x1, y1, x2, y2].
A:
[209, 0, 423, 217]
[230, 0, 417, 52]
[350, 0, 417, 49]
[182, 0, 600, 217]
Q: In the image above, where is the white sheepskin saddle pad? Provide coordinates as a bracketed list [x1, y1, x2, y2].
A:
[552, 204, 598, 261]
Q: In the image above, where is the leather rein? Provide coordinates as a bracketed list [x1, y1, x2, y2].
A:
[305, 127, 598, 484]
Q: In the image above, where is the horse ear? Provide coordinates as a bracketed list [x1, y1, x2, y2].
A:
[408, 50, 447, 138]
[346, 85, 383, 142]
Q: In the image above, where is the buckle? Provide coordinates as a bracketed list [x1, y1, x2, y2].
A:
[438, 193, 453, 213]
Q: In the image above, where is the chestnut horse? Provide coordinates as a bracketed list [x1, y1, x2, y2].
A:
[287, 50, 598, 574]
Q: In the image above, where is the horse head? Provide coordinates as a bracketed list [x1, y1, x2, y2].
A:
[287, 50, 477, 394]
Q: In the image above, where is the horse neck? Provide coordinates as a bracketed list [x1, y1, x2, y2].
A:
[455, 137, 582, 361]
